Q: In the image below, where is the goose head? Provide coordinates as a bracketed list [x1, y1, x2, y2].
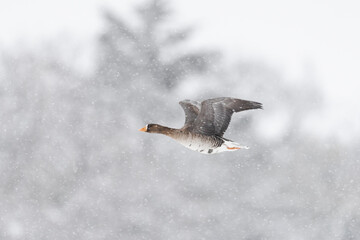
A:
[139, 124, 167, 134]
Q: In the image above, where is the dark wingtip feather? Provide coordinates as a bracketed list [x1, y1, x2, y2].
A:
[253, 101, 263, 110]
[222, 98, 263, 112]
[244, 100, 263, 111]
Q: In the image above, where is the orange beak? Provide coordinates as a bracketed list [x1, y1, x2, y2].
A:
[139, 126, 147, 132]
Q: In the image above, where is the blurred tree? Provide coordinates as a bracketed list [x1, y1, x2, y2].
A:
[97, 0, 214, 90]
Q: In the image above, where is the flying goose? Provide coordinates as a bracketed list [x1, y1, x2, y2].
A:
[139, 97, 262, 154]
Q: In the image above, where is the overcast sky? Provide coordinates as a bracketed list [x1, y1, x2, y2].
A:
[1, 0, 359, 141]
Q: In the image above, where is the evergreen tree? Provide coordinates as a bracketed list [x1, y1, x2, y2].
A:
[97, 0, 214, 90]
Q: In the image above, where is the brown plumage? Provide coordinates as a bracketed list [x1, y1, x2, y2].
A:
[139, 97, 262, 154]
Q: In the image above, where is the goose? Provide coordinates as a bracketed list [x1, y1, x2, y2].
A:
[139, 97, 262, 154]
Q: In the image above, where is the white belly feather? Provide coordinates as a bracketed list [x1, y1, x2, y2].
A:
[173, 134, 248, 154]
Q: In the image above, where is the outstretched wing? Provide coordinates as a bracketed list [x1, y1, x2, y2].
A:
[193, 97, 262, 136]
[179, 99, 201, 127]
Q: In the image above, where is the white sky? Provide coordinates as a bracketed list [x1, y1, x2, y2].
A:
[0, 0, 359, 141]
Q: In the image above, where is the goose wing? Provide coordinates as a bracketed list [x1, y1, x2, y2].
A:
[179, 99, 201, 127]
[193, 97, 262, 136]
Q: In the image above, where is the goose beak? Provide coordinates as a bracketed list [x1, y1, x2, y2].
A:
[139, 126, 147, 132]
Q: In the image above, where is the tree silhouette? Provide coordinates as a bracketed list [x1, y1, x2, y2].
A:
[96, 0, 215, 90]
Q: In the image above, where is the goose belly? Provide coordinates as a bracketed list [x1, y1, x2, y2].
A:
[175, 136, 221, 154]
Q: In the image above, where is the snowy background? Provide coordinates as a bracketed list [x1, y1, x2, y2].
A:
[1, 0, 360, 239]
